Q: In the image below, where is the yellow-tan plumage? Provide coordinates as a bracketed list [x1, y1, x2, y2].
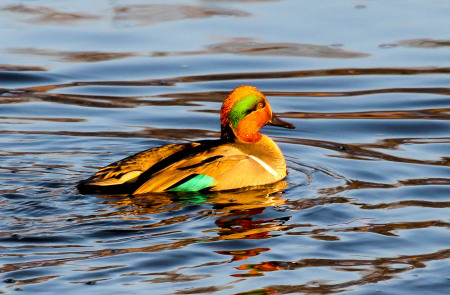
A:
[77, 85, 295, 194]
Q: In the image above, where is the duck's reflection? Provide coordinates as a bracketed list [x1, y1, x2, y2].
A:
[96, 181, 291, 286]
[101, 181, 286, 211]
[100, 180, 288, 237]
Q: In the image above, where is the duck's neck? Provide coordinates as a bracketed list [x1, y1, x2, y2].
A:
[221, 123, 262, 143]
[220, 123, 235, 142]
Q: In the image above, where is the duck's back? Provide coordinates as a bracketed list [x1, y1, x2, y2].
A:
[77, 142, 204, 194]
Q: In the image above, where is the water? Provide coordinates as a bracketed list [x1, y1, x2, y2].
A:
[1, 0, 449, 294]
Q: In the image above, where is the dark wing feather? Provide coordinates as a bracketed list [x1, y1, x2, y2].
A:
[77, 142, 200, 193]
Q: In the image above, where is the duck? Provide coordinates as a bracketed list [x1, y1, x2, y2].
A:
[77, 85, 295, 195]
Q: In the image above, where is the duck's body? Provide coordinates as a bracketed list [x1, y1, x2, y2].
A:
[78, 86, 294, 194]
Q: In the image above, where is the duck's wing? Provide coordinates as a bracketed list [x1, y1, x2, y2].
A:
[133, 145, 279, 194]
[78, 142, 199, 190]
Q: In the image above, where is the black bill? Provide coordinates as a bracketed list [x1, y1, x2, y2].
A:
[268, 114, 295, 129]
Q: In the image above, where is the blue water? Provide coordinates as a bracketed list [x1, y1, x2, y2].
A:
[1, 1, 449, 294]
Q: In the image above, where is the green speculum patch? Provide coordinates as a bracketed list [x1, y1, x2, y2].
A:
[169, 174, 216, 192]
[228, 94, 261, 130]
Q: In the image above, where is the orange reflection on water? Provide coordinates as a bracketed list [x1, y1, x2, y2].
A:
[214, 207, 289, 240]
[215, 248, 270, 262]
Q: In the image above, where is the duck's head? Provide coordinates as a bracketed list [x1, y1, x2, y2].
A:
[220, 85, 295, 142]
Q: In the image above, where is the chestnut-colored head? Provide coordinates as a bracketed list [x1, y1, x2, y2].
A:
[220, 85, 295, 142]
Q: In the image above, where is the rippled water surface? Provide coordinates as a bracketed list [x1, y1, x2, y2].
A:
[1, 0, 449, 294]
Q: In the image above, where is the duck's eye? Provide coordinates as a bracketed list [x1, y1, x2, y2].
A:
[257, 102, 265, 109]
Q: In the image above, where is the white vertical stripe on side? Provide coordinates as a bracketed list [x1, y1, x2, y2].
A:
[248, 155, 278, 177]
